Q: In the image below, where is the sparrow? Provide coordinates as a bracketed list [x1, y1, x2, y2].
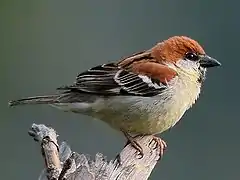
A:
[9, 36, 221, 157]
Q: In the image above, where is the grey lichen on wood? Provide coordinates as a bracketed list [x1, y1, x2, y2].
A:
[28, 123, 164, 180]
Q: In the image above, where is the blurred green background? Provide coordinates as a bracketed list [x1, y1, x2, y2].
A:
[1, 0, 239, 179]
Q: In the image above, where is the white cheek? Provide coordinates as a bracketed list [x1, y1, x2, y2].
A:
[176, 59, 199, 69]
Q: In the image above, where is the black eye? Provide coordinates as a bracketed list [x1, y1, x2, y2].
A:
[185, 52, 199, 61]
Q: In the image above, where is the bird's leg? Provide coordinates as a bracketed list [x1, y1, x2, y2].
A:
[151, 136, 167, 157]
[116, 131, 143, 165]
[122, 131, 144, 157]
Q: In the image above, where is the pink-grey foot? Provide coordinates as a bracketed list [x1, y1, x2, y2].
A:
[151, 136, 167, 158]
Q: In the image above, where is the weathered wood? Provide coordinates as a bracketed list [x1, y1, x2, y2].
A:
[28, 123, 165, 180]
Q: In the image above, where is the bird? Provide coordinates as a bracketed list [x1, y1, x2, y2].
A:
[9, 36, 221, 157]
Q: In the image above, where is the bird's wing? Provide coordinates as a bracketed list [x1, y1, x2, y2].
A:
[58, 51, 177, 97]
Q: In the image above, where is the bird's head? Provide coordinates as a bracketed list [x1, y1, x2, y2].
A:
[151, 36, 221, 82]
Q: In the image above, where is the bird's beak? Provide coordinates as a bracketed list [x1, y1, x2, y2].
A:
[199, 55, 221, 68]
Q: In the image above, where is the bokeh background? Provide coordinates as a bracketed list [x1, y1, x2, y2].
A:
[1, 0, 239, 179]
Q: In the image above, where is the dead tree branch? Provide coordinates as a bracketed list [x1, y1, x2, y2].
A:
[28, 123, 165, 180]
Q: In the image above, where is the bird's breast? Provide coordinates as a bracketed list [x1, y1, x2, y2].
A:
[56, 74, 202, 135]
[90, 77, 201, 134]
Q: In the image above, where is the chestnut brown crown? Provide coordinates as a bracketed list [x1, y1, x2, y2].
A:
[152, 36, 206, 63]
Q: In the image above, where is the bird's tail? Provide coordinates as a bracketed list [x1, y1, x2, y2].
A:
[8, 95, 60, 107]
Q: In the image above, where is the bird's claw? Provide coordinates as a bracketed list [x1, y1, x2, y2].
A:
[150, 136, 167, 157]
[122, 131, 167, 160]
[122, 131, 144, 158]
[127, 138, 144, 158]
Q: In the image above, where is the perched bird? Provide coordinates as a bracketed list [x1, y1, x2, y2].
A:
[9, 36, 221, 156]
